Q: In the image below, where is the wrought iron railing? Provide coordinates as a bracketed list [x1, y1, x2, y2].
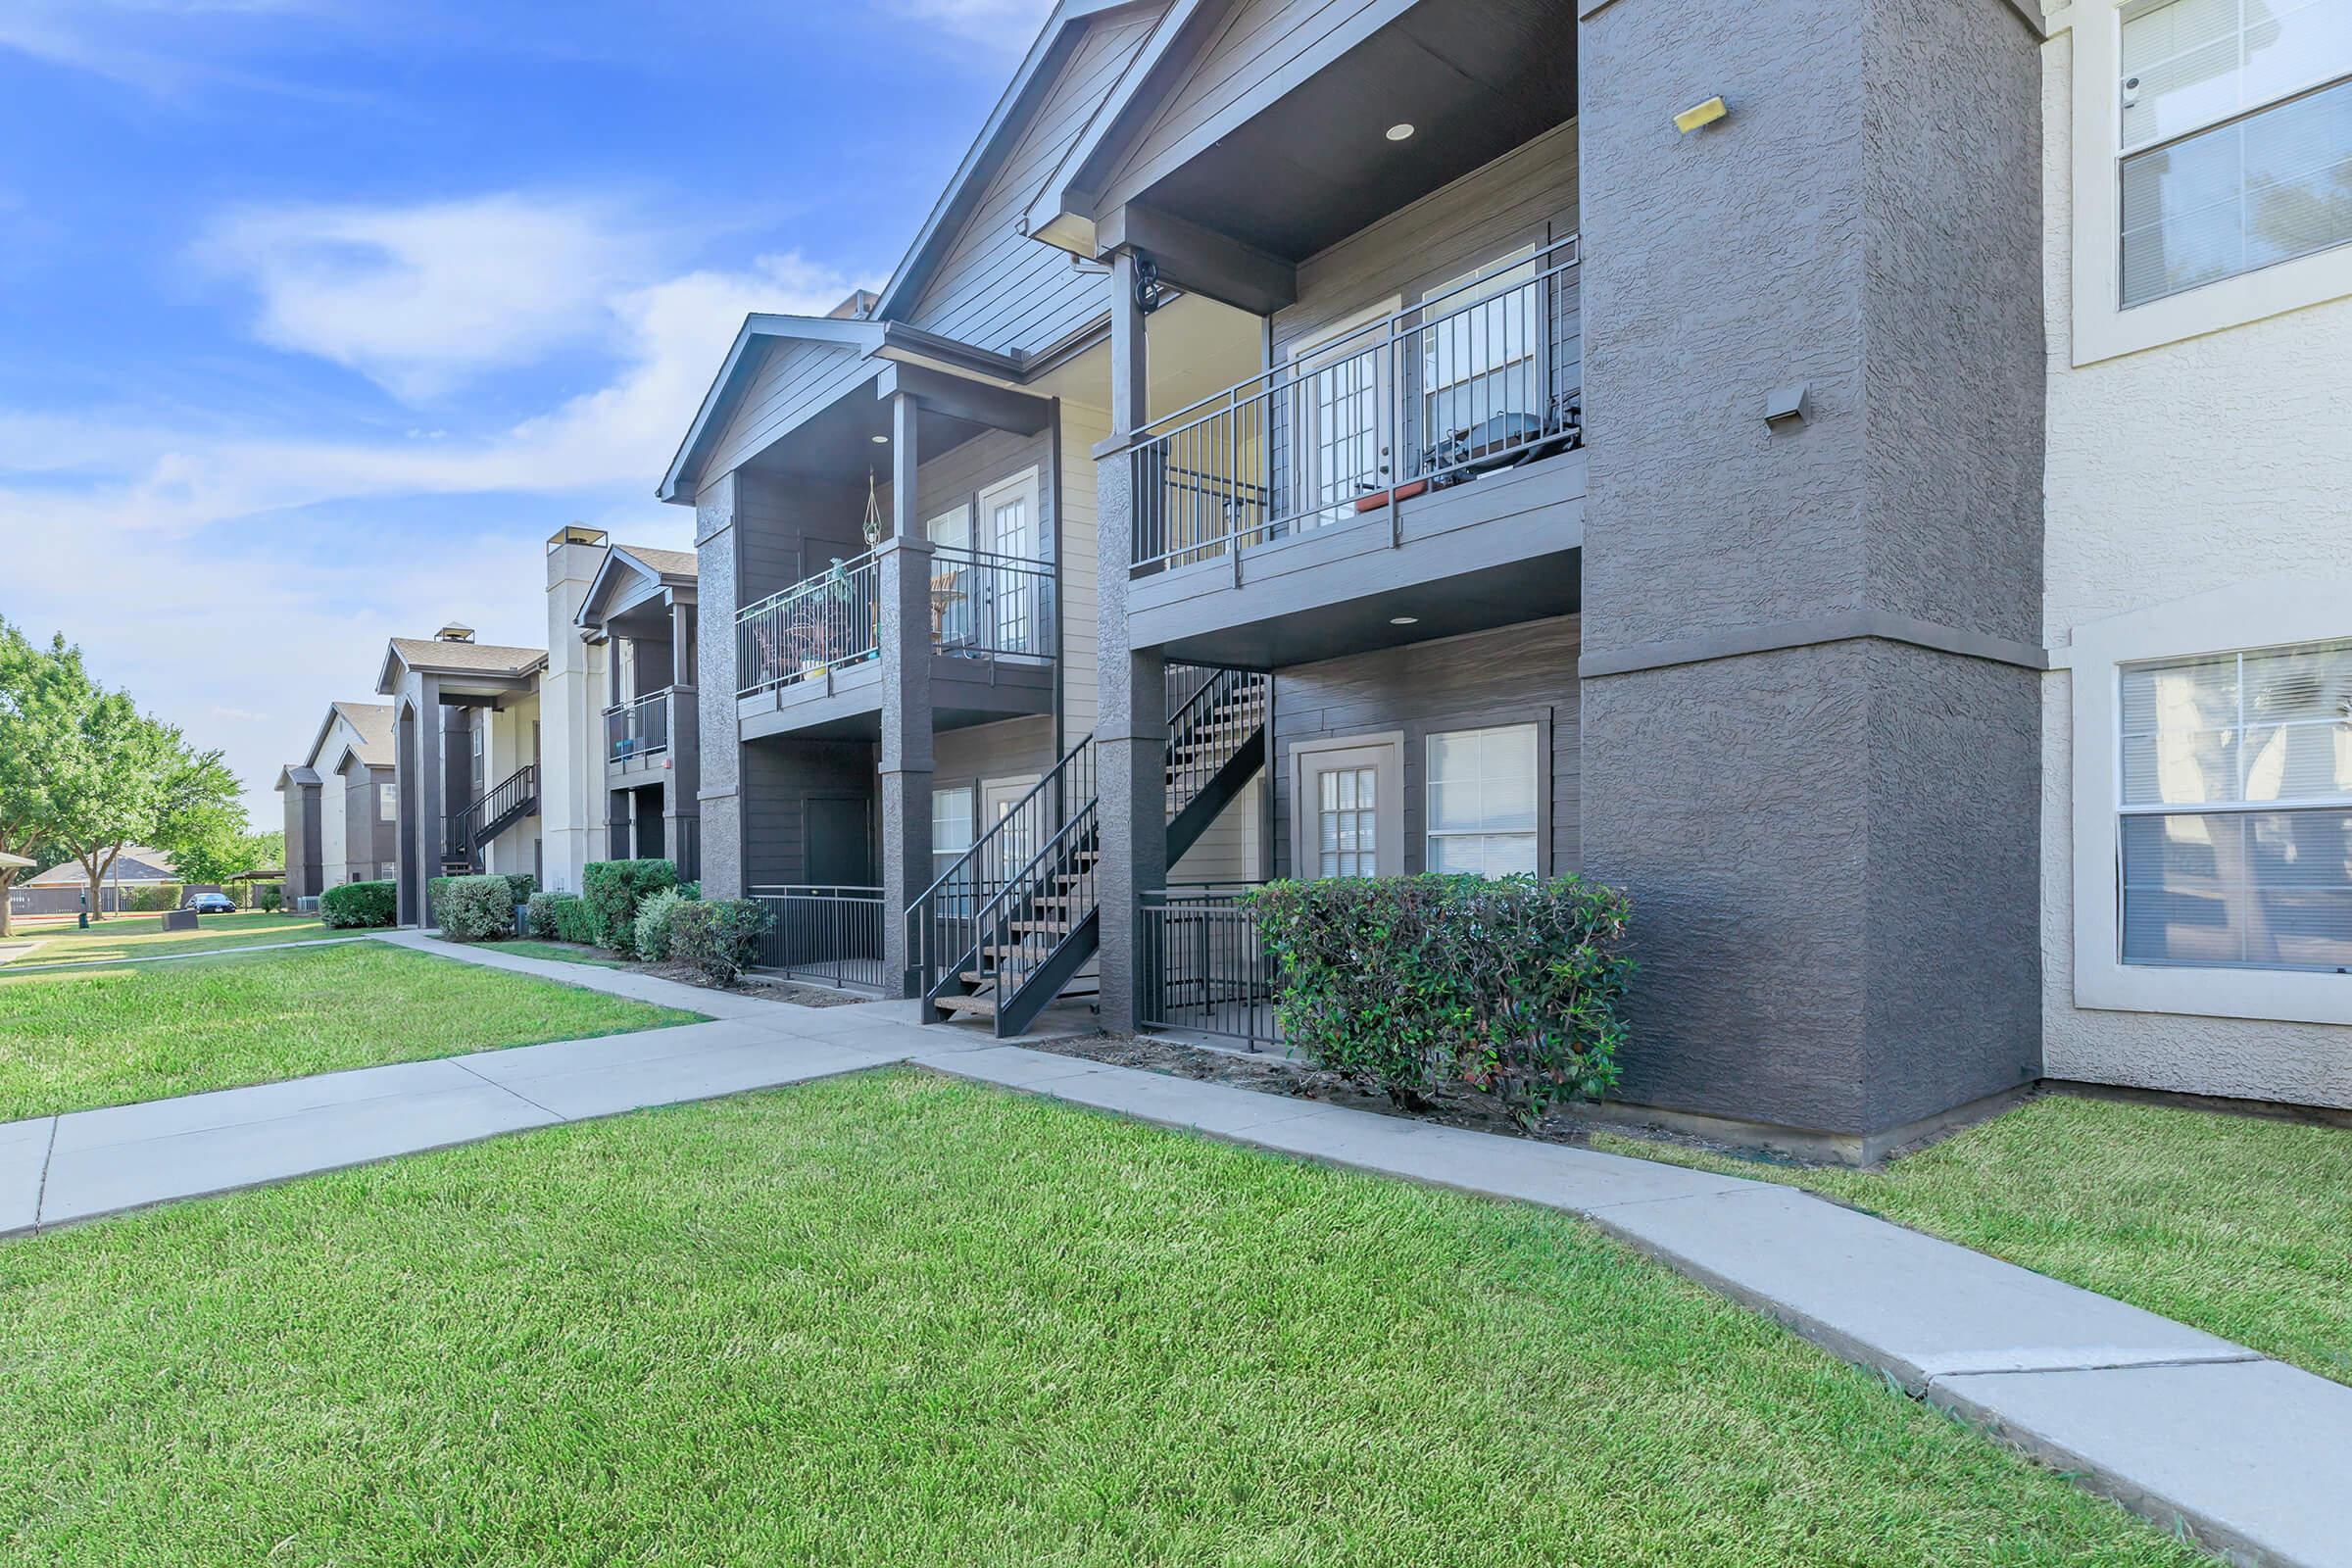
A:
[606, 688, 671, 761]
[910, 733, 1097, 1005]
[931, 546, 1054, 661]
[1130, 235, 1581, 573]
[1165, 664, 1268, 824]
[750, 885, 888, 991]
[735, 550, 881, 698]
[1139, 884, 1282, 1051]
[444, 763, 538, 859]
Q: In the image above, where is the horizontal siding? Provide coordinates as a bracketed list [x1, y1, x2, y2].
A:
[1059, 399, 1107, 742]
[701, 338, 874, 486]
[1268, 615, 1582, 879]
[905, 9, 1152, 356]
[741, 738, 878, 888]
[933, 714, 1058, 791]
[1170, 770, 1262, 882]
[736, 471, 872, 606]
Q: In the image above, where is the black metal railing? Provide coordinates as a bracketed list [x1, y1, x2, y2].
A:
[750, 885, 887, 991]
[1165, 664, 1269, 823]
[1139, 884, 1282, 1051]
[736, 550, 881, 698]
[931, 546, 1054, 661]
[1130, 235, 1581, 573]
[910, 733, 1097, 1004]
[606, 688, 671, 761]
[444, 763, 538, 858]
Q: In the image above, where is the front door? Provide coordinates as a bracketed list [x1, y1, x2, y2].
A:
[806, 796, 874, 888]
[1290, 738, 1403, 879]
[980, 775, 1040, 885]
[974, 470, 1040, 655]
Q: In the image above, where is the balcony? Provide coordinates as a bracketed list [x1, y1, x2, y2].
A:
[605, 687, 673, 777]
[734, 544, 1056, 741]
[1122, 237, 1586, 666]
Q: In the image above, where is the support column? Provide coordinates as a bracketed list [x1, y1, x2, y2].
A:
[397, 673, 444, 927]
[664, 595, 702, 882]
[693, 472, 748, 899]
[1095, 255, 1166, 1031]
[878, 392, 935, 999]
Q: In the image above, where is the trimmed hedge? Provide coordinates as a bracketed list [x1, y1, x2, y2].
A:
[125, 884, 181, 914]
[669, 899, 768, 986]
[428, 872, 536, 930]
[437, 874, 518, 943]
[258, 885, 282, 912]
[632, 887, 691, 962]
[1250, 874, 1634, 1130]
[320, 880, 397, 930]
[583, 858, 677, 953]
[526, 891, 599, 946]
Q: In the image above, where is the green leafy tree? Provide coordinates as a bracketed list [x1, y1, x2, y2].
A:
[152, 749, 254, 889]
[0, 622, 84, 937]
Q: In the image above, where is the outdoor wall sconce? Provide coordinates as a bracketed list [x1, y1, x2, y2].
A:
[1674, 96, 1728, 134]
[1764, 383, 1809, 426]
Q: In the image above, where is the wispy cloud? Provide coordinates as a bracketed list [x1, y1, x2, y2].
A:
[879, 0, 1055, 53]
[0, 0, 341, 96]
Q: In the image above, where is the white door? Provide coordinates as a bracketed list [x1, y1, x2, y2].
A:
[974, 470, 1041, 655]
[980, 774, 1040, 884]
[1288, 301, 1397, 532]
[1290, 738, 1403, 879]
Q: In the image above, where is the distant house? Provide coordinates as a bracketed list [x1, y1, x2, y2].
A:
[277, 701, 399, 908]
[8, 847, 213, 916]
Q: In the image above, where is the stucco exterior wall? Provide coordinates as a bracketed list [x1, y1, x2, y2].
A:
[2039, 24, 2352, 1105]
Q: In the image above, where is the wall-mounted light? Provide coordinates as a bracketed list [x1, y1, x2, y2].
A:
[1764, 382, 1809, 427]
[1385, 122, 1416, 142]
[1390, 615, 1420, 626]
[871, 433, 890, 444]
[1674, 96, 1728, 134]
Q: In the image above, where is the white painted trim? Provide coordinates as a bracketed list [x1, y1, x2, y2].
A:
[2068, 0, 2352, 365]
[2069, 570, 2352, 1025]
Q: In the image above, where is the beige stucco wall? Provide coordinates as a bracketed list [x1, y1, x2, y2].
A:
[2039, 24, 2352, 1105]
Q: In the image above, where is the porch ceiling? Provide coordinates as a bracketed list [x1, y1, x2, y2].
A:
[1135, 0, 1577, 265]
[742, 384, 999, 484]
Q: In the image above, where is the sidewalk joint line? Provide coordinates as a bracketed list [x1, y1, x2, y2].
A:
[31, 1115, 58, 1232]
[1926, 1351, 2267, 1384]
[451, 1057, 568, 1124]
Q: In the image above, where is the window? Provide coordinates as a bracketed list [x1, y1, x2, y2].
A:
[1316, 766, 1380, 877]
[931, 785, 974, 881]
[2117, 0, 2352, 307]
[2118, 637, 2352, 970]
[378, 781, 397, 822]
[1426, 724, 1542, 878]
[1421, 251, 1543, 453]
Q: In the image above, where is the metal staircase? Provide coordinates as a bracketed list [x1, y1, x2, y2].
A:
[911, 663, 1268, 1036]
[442, 763, 539, 873]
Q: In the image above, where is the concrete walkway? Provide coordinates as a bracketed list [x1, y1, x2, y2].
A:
[0, 928, 2341, 1566]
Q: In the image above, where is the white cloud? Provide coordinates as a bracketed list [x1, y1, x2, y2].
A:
[881, 0, 1055, 53]
[200, 194, 663, 401]
[0, 0, 336, 95]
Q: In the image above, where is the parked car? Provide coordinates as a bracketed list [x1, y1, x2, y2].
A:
[182, 892, 237, 914]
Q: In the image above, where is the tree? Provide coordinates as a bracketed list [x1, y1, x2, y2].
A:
[0, 621, 82, 938]
[151, 748, 252, 889]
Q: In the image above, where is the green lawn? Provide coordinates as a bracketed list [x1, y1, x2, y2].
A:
[1593, 1093, 2352, 1385]
[0, 1072, 2196, 1567]
[497, 939, 630, 969]
[0, 910, 341, 968]
[0, 943, 701, 1121]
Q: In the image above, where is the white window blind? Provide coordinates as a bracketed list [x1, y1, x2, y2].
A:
[1425, 724, 1541, 879]
[2118, 638, 2352, 971]
[2118, 0, 2352, 305]
[931, 785, 973, 882]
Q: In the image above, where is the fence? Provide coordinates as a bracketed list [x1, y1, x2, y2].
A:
[750, 884, 888, 991]
[1138, 884, 1283, 1052]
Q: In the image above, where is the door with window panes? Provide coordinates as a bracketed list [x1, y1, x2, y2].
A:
[1292, 740, 1403, 879]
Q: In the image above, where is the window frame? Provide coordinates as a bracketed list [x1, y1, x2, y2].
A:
[2069, 0, 2352, 363]
[2068, 568, 2352, 1022]
[1423, 721, 1545, 879]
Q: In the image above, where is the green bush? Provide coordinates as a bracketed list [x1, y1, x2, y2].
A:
[525, 891, 599, 945]
[436, 874, 517, 943]
[125, 884, 181, 914]
[430, 873, 537, 929]
[499, 873, 537, 906]
[320, 880, 397, 930]
[583, 858, 677, 952]
[668, 899, 768, 986]
[258, 885, 283, 912]
[632, 887, 691, 962]
[1250, 874, 1634, 1130]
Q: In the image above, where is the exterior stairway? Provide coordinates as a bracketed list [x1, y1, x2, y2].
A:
[441, 763, 539, 874]
[913, 663, 1267, 1036]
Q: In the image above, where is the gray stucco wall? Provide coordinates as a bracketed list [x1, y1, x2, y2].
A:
[1577, 0, 2045, 1139]
[282, 784, 321, 903]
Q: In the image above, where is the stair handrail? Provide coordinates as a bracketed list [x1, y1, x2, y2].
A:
[969, 794, 1101, 1012]
[1166, 666, 1268, 825]
[908, 733, 1096, 999]
[447, 762, 539, 852]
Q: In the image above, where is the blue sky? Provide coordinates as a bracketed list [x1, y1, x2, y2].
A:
[0, 0, 1054, 821]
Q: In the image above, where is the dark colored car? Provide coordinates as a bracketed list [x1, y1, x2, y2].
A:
[183, 892, 237, 914]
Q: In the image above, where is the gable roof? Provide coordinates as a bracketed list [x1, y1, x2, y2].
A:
[1021, 0, 1215, 255]
[657, 313, 886, 504]
[578, 542, 700, 628]
[377, 636, 548, 696]
[23, 847, 174, 886]
[616, 544, 697, 579]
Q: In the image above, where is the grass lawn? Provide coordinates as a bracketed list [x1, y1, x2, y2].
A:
[1592, 1093, 2352, 1385]
[497, 938, 630, 969]
[0, 942, 701, 1121]
[0, 1073, 2197, 1567]
[0, 910, 341, 968]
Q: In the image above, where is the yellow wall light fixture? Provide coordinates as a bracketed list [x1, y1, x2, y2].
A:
[1674, 96, 1728, 134]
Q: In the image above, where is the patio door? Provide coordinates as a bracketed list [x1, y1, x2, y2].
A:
[1287, 301, 1396, 533]
[975, 469, 1040, 656]
[980, 774, 1040, 886]
[1419, 248, 1544, 473]
[927, 505, 975, 651]
[1289, 735, 1403, 879]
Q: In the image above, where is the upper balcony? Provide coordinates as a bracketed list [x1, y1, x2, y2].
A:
[733, 542, 1055, 741]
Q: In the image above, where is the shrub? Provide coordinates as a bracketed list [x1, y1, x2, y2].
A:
[632, 887, 691, 962]
[320, 880, 397, 929]
[436, 874, 517, 943]
[499, 873, 537, 907]
[125, 884, 180, 913]
[583, 858, 677, 952]
[1250, 874, 1634, 1130]
[258, 885, 283, 912]
[668, 899, 768, 986]
[526, 890, 599, 945]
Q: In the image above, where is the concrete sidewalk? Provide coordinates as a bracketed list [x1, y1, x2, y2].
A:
[0, 929, 2340, 1566]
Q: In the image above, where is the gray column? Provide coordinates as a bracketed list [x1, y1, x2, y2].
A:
[398, 673, 444, 927]
[1094, 260, 1165, 1031]
[664, 595, 701, 882]
[693, 472, 746, 899]
[877, 393, 935, 998]
[1575, 0, 2044, 1143]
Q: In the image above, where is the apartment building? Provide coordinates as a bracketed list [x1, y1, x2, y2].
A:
[377, 626, 548, 925]
[276, 701, 398, 907]
[2038, 0, 2352, 1110]
[573, 538, 702, 881]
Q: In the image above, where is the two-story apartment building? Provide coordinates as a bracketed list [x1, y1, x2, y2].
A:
[674, 0, 2346, 1152]
[574, 539, 702, 880]
[276, 701, 398, 907]
[2036, 0, 2352, 1111]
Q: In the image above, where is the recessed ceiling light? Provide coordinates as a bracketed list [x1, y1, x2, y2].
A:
[1390, 615, 1419, 625]
[871, 433, 889, 444]
[1385, 122, 1415, 142]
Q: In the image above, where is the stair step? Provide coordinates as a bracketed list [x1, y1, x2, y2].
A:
[1012, 919, 1073, 935]
[935, 992, 999, 1019]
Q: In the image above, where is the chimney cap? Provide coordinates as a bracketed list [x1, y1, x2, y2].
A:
[434, 622, 476, 643]
[547, 523, 609, 551]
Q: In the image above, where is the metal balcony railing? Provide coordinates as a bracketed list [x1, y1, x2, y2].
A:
[1130, 235, 1582, 574]
[736, 551, 882, 699]
[930, 546, 1053, 661]
[750, 885, 887, 991]
[606, 688, 671, 761]
[1139, 884, 1282, 1051]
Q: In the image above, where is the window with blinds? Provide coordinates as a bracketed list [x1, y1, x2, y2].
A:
[2117, 0, 2352, 306]
[2118, 637, 2352, 971]
[1426, 724, 1541, 879]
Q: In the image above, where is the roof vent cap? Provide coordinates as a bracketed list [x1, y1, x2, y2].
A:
[435, 622, 476, 643]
